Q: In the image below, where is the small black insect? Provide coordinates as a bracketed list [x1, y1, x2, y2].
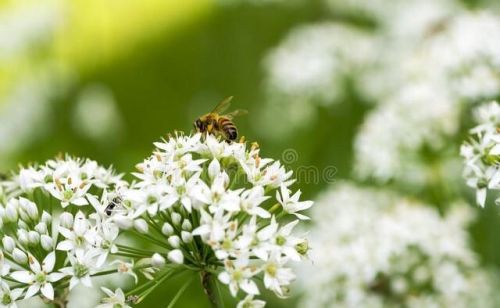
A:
[105, 196, 122, 216]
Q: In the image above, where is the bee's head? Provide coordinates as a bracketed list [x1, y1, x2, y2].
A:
[194, 119, 204, 132]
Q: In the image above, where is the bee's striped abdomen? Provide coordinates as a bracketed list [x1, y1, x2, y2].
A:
[219, 117, 238, 141]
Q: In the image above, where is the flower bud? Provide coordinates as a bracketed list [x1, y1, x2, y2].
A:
[181, 231, 193, 243]
[20, 198, 38, 220]
[17, 230, 28, 245]
[181, 220, 192, 231]
[5, 201, 18, 222]
[171, 212, 182, 226]
[168, 235, 180, 248]
[208, 159, 221, 180]
[12, 248, 27, 264]
[18, 221, 29, 230]
[41, 211, 52, 224]
[167, 249, 184, 264]
[2, 236, 15, 252]
[151, 253, 166, 268]
[114, 216, 134, 230]
[41, 235, 53, 251]
[28, 231, 40, 245]
[161, 223, 174, 236]
[295, 240, 309, 256]
[35, 222, 48, 234]
[134, 219, 149, 234]
[59, 212, 74, 229]
[18, 208, 30, 222]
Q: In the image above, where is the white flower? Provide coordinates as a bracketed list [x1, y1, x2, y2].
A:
[239, 186, 270, 218]
[60, 249, 99, 290]
[262, 252, 295, 298]
[10, 252, 65, 300]
[192, 208, 232, 248]
[45, 170, 90, 208]
[219, 257, 260, 297]
[111, 260, 138, 283]
[237, 295, 266, 308]
[88, 218, 120, 267]
[57, 211, 92, 252]
[256, 218, 303, 262]
[276, 184, 312, 220]
[96, 287, 131, 308]
[0, 281, 23, 308]
[17, 168, 44, 191]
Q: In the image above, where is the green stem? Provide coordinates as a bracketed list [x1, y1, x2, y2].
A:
[116, 244, 161, 256]
[268, 203, 281, 214]
[200, 271, 220, 308]
[166, 276, 193, 308]
[133, 232, 168, 248]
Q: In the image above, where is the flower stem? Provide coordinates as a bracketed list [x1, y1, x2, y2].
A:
[268, 202, 281, 213]
[52, 288, 69, 308]
[200, 271, 220, 308]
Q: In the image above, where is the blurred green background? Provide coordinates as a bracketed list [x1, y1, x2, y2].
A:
[3, 0, 500, 307]
[1, 1, 331, 306]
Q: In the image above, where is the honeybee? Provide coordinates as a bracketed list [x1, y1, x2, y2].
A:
[194, 96, 247, 142]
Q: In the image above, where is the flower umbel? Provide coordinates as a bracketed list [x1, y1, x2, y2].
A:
[119, 132, 312, 306]
[461, 101, 500, 207]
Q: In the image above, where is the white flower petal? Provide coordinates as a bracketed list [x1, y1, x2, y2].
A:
[41, 283, 54, 300]
[10, 271, 34, 284]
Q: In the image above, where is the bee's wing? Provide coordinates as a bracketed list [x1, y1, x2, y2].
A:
[211, 96, 234, 114]
[225, 109, 248, 119]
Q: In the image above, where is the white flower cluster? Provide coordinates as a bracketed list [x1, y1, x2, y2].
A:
[354, 11, 500, 183]
[258, 22, 375, 138]
[461, 101, 500, 207]
[300, 183, 500, 308]
[324, 0, 458, 28]
[264, 22, 374, 104]
[354, 82, 460, 183]
[0, 156, 131, 306]
[412, 12, 500, 101]
[0, 134, 313, 307]
[118, 133, 312, 306]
